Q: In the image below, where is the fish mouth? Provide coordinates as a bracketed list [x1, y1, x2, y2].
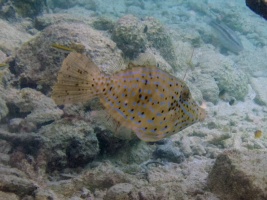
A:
[198, 102, 207, 121]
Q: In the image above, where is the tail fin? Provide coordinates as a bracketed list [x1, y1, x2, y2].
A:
[52, 52, 104, 105]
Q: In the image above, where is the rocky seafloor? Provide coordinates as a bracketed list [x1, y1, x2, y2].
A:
[0, 0, 267, 199]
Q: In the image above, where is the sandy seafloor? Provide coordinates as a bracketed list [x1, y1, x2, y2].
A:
[0, 0, 267, 199]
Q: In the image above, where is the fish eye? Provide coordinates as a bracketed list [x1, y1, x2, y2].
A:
[180, 88, 189, 101]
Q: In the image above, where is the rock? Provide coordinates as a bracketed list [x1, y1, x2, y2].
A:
[12, 22, 125, 94]
[179, 136, 207, 157]
[214, 67, 248, 101]
[191, 141, 207, 156]
[112, 15, 147, 58]
[34, 12, 93, 30]
[0, 130, 44, 157]
[185, 81, 204, 105]
[79, 187, 94, 199]
[0, 19, 32, 54]
[0, 2, 17, 21]
[0, 166, 37, 197]
[11, 0, 46, 18]
[0, 153, 10, 165]
[92, 17, 115, 31]
[0, 191, 19, 200]
[131, 48, 173, 73]
[94, 126, 128, 156]
[0, 97, 8, 120]
[208, 133, 232, 148]
[66, 136, 99, 168]
[194, 47, 249, 101]
[250, 77, 267, 106]
[125, 0, 145, 9]
[39, 120, 99, 171]
[180, 136, 193, 156]
[49, 162, 128, 198]
[126, 6, 146, 17]
[208, 149, 267, 200]
[144, 17, 177, 68]
[0, 50, 7, 63]
[114, 141, 155, 164]
[104, 183, 136, 200]
[3, 88, 63, 127]
[48, 0, 97, 10]
[193, 73, 219, 104]
[34, 188, 58, 200]
[8, 118, 23, 132]
[153, 141, 185, 163]
[8, 118, 37, 133]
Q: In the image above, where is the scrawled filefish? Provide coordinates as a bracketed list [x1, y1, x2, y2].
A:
[52, 52, 206, 142]
[209, 20, 243, 54]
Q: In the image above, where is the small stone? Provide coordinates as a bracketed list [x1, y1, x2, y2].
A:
[153, 141, 185, 163]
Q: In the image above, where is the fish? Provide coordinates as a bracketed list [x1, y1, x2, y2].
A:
[246, 0, 267, 20]
[144, 25, 148, 33]
[52, 52, 206, 142]
[0, 63, 7, 68]
[51, 44, 77, 53]
[209, 20, 243, 54]
[254, 130, 263, 139]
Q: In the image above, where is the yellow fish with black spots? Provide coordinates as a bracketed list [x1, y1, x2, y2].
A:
[52, 52, 206, 142]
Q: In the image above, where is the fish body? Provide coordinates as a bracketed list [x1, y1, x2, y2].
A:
[52, 53, 205, 142]
[51, 44, 76, 53]
[254, 130, 263, 139]
[209, 20, 243, 54]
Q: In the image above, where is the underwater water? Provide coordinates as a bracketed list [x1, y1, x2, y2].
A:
[0, 0, 267, 199]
